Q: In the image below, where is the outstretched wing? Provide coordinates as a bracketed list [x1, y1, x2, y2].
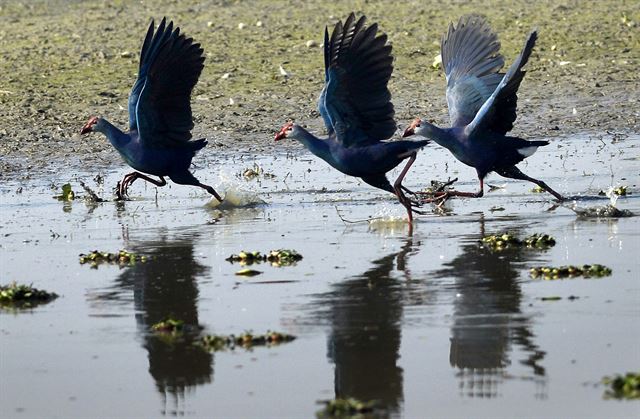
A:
[128, 18, 205, 147]
[465, 30, 537, 137]
[441, 15, 504, 128]
[317, 13, 396, 147]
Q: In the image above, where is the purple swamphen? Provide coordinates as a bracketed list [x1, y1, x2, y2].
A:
[403, 15, 564, 201]
[80, 18, 222, 202]
[274, 13, 430, 225]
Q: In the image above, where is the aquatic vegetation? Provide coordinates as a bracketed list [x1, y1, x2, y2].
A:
[226, 249, 303, 267]
[316, 398, 378, 418]
[54, 183, 75, 201]
[530, 264, 612, 280]
[599, 185, 628, 197]
[522, 233, 557, 248]
[79, 249, 147, 268]
[151, 318, 185, 334]
[531, 185, 545, 193]
[198, 331, 296, 352]
[480, 233, 556, 251]
[603, 372, 640, 400]
[0, 282, 58, 308]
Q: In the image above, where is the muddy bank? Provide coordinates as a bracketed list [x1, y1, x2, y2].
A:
[0, 0, 638, 175]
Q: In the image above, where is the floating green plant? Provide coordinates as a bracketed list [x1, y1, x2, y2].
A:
[0, 282, 58, 308]
[151, 318, 185, 334]
[54, 183, 75, 201]
[79, 249, 147, 268]
[603, 372, 640, 400]
[531, 185, 545, 193]
[198, 330, 296, 352]
[316, 398, 378, 418]
[530, 264, 612, 280]
[226, 249, 303, 267]
[480, 233, 556, 251]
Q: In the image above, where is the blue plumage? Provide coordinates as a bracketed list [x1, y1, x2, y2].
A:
[275, 13, 430, 225]
[403, 15, 564, 201]
[81, 18, 222, 202]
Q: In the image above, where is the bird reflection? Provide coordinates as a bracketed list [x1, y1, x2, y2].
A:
[434, 217, 547, 399]
[92, 232, 213, 414]
[311, 239, 417, 414]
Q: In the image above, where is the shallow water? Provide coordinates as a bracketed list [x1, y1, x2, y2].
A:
[1, 132, 639, 418]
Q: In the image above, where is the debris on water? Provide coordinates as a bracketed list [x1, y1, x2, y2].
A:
[0, 282, 58, 308]
[235, 268, 262, 277]
[79, 249, 147, 268]
[240, 163, 276, 180]
[480, 233, 556, 251]
[487, 183, 506, 191]
[316, 397, 378, 418]
[227, 249, 303, 267]
[570, 203, 633, 218]
[603, 372, 640, 400]
[419, 177, 458, 195]
[530, 264, 612, 280]
[489, 206, 505, 212]
[79, 181, 106, 203]
[198, 330, 296, 352]
[54, 183, 75, 201]
[540, 296, 562, 301]
[151, 318, 185, 334]
[531, 185, 545, 193]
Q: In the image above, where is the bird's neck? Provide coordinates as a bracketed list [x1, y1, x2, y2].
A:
[294, 127, 332, 160]
[420, 122, 451, 147]
[96, 119, 130, 149]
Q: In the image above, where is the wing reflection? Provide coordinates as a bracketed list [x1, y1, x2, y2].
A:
[310, 239, 418, 414]
[89, 232, 213, 414]
[434, 219, 547, 399]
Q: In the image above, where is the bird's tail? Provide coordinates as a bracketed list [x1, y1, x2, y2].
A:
[189, 138, 208, 152]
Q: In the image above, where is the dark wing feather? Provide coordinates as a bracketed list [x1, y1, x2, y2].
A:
[465, 30, 537, 137]
[442, 15, 504, 128]
[128, 18, 205, 148]
[317, 13, 396, 147]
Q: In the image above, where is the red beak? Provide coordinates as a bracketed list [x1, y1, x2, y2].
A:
[80, 121, 94, 135]
[402, 126, 415, 138]
[274, 131, 286, 141]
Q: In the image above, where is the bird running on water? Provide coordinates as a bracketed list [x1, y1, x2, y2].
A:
[403, 15, 564, 201]
[80, 18, 222, 202]
[274, 13, 430, 225]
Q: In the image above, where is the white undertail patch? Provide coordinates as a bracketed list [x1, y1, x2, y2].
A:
[517, 146, 538, 157]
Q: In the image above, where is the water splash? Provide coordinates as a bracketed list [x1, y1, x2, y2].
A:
[205, 185, 266, 209]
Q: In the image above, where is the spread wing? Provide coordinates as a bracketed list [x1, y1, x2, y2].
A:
[128, 18, 205, 148]
[317, 13, 396, 147]
[465, 30, 537, 137]
[441, 15, 504, 128]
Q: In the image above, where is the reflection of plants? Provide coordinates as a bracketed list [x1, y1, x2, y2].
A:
[0, 282, 58, 308]
[530, 264, 612, 280]
[603, 372, 640, 400]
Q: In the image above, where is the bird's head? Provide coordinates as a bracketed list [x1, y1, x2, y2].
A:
[274, 121, 299, 141]
[403, 118, 434, 138]
[80, 116, 101, 135]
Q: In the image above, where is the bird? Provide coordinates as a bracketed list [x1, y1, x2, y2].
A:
[402, 15, 564, 201]
[80, 18, 222, 202]
[274, 13, 430, 225]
